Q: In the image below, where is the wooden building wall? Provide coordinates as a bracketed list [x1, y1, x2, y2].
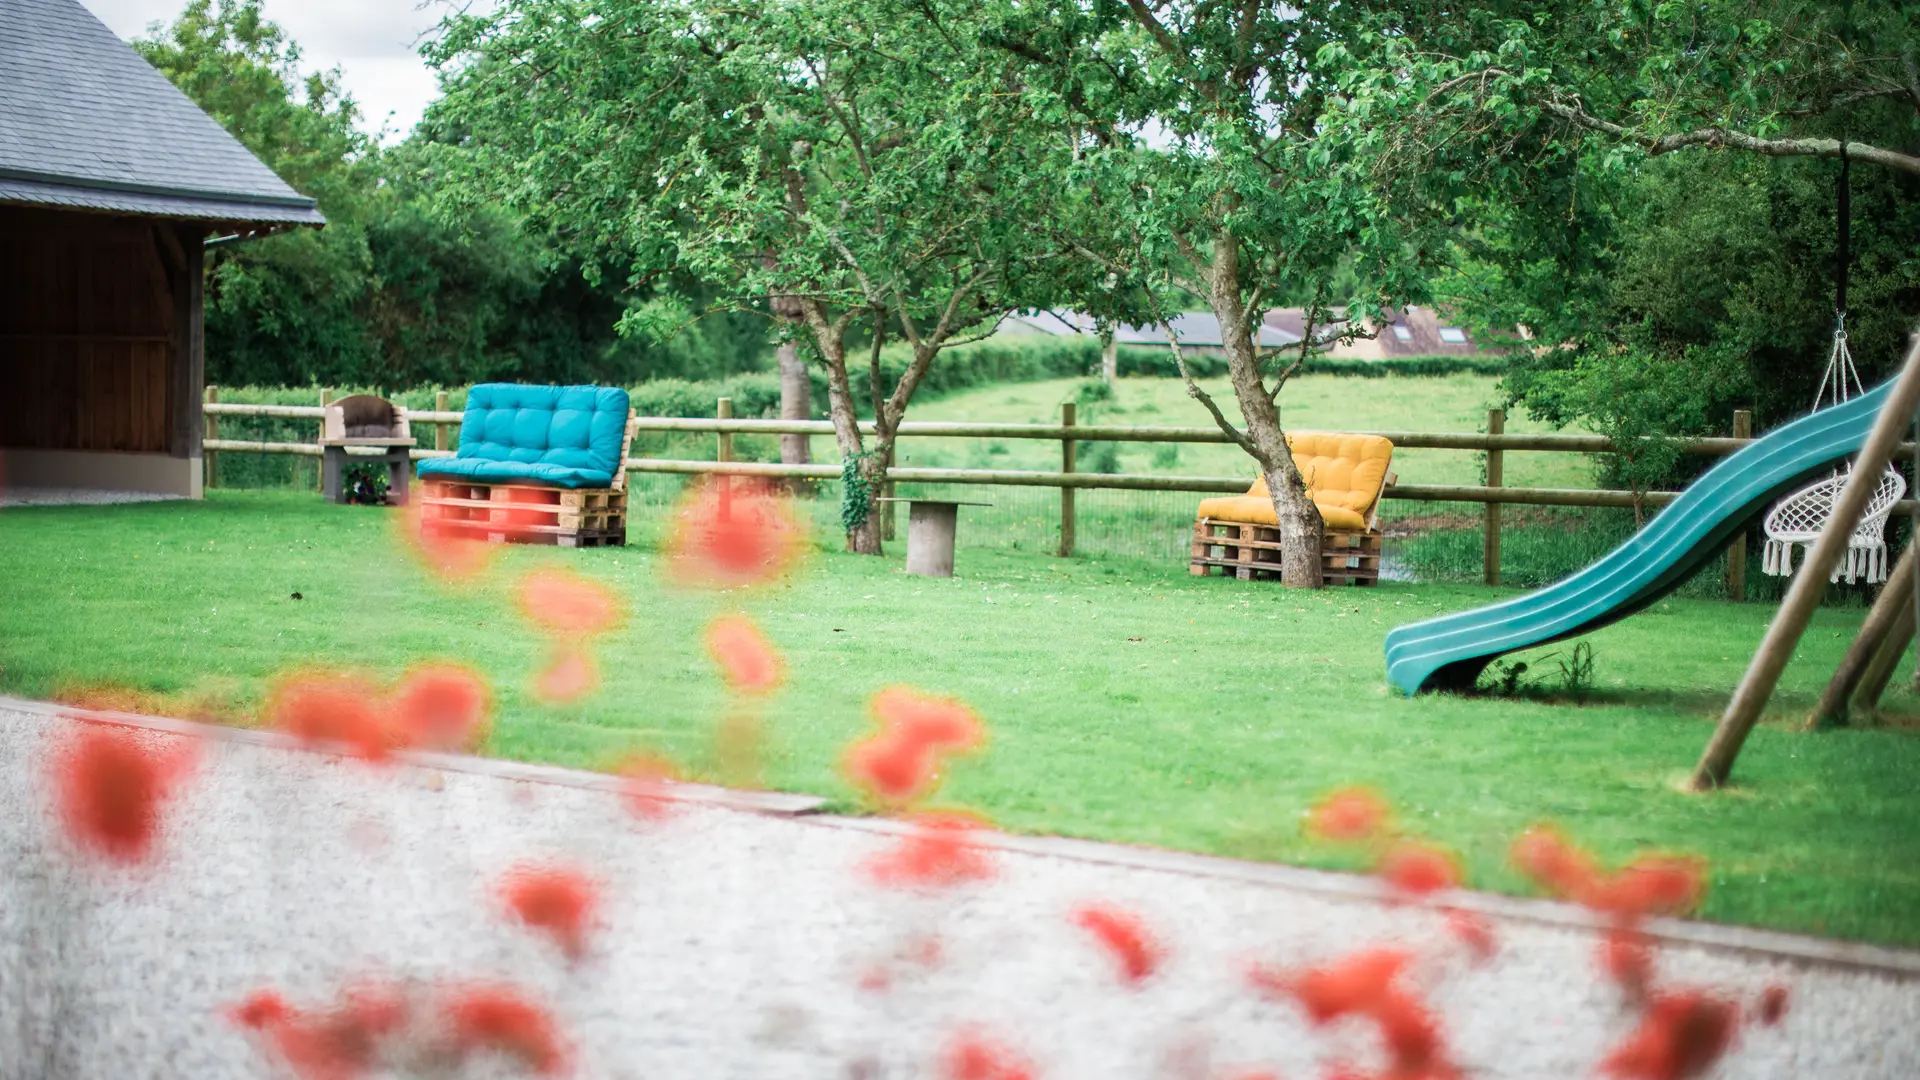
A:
[0, 206, 203, 457]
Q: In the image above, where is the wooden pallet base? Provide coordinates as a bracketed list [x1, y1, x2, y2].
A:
[421, 480, 627, 547]
[1189, 517, 1381, 586]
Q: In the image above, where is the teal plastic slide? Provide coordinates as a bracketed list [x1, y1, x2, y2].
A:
[1384, 379, 1895, 695]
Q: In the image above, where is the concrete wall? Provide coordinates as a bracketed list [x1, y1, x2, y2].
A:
[3, 449, 201, 498]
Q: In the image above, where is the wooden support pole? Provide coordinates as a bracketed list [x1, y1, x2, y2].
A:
[1854, 592, 1916, 719]
[1808, 542, 1917, 728]
[1691, 331, 1920, 790]
[317, 388, 332, 492]
[1727, 409, 1751, 600]
[716, 397, 733, 520]
[435, 390, 449, 452]
[1059, 401, 1077, 557]
[1484, 408, 1503, 586]
[204, 386, 220, 489]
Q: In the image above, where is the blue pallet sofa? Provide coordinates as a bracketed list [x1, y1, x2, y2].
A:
[417, 383, 634, 490]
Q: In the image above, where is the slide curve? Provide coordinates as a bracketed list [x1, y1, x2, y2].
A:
[1384, 380, 1895, 695]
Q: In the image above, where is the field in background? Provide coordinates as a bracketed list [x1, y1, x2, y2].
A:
[1, 492, 1917, 945]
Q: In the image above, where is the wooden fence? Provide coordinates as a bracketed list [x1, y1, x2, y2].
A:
[205, 389, 1870, 598]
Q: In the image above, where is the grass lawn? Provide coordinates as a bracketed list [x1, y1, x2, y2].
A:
[3, 491, 1917, 946]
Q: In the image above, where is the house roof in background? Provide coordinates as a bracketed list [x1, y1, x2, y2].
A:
[1006, 310, 1301, 349]
[1263, 305, 1499, 357]
[0, 0, 325, 226]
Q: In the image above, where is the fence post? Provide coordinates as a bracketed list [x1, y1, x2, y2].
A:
[1059, 402, 1077, 557]
[204, 386, 219, 489]
[317, 387, 331, 491]
[435, 390, 449, 452]
[1727, 409, 1752, 601]
[1483, 408, 1503, 585]
[716, 397, 733, 520]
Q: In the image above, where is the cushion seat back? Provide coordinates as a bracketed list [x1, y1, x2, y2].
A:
[416, 384, 632, 490]
[1195, 433, 1394, 531]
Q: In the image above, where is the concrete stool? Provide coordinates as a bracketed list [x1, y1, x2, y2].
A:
[877, 498, 990, 577]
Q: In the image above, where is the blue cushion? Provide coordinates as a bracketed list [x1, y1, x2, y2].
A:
[417, 384, 630, 489]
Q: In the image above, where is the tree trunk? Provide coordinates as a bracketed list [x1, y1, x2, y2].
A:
[776, 341, 811, 465]
[800, 303, 881, 555]
[1099, 323, 1117, 385]
[1205, 235, 1323, 587]
[769, 288, 812, 467]
[849, 449, 888, 555]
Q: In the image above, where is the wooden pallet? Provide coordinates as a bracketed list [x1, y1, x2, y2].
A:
[1189, 517, 1382, 586]
[421, 481, 628, 548]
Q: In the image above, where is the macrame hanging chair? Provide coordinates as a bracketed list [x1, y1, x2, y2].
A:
[1760, 144, 1905, 585]
[1760, 323, 1907, 583]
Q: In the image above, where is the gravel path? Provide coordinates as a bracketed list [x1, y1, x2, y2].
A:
[3, 699, 1917, 1080]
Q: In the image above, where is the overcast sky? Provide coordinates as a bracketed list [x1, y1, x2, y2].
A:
[82, 0, 452, 141]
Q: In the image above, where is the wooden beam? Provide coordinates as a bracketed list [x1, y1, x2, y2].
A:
[1807, 542, 1916, 728]
[169, 224, 205, 463]
[1691, 330, 1920, 790]
[1853, 595, 1916, 720]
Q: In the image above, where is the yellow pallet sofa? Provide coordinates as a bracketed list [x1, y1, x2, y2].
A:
[1190, 432, 1394, 585]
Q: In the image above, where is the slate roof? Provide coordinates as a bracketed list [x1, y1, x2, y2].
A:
[0, 0, 325, 225]
[1006, 310, 1301, 349]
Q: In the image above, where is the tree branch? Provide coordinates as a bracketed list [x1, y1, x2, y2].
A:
[1143, 287, 1257, 456]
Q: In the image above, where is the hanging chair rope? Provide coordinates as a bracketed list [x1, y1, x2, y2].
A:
[1761, 141, 1904, 585]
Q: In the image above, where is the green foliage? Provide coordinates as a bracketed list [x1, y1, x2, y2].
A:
[1334, 0, 1920, 487]
[135, 0, 770, 390]
[341, 462, 389, 506]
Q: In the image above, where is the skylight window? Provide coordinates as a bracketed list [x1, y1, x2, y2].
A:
[1438, 327, 1468, 343]
[1391, 325, 1413, 341]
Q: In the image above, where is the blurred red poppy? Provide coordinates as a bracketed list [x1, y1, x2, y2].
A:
[942, 1028, 1036, 1080]
[844, 733, 939, 806]
[1599, 989, 1739, 1080]
[1286, 948, 1412, 1024]
[867, 812, 997, 890]
[1376, 840, 1461, 900]
[844, 687, 986, 807]
[1071, 903, 1164, 985]
[871, 687, 984, 751]
[666, 479, 808, 587]
[499, 861, 601, 959]
[1591, 855, 1706, 919]
[532, 646, 599, 705]
[1510, 824, 1599, 901]
[517, 567, 621, 639]
[1306, 786, 1393, 844]
[1755, 984, 1789, 1027]
[617, 751, 685, 821]
[1441, 908, 1498, 964]
[241, 980, 410, 1080]
[266, 672, 398, 762]
[227, 989, 293, 1031]
[390, 664, 490, 751]
[398, 497, 496, 583]
[1600, 926, 1654, 999]
[443, 982, 569, 1076]
[705, 615, 784, 694]
[50, 723, 195, 863]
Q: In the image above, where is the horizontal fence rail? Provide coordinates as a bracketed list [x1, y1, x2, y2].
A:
[199, 393, 1917, 595]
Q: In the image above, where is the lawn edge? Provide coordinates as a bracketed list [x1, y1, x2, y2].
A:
[0, 694, 826, 817]
[11, 693, 1918, 980]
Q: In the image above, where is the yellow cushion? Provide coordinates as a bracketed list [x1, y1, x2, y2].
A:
[1197, 433, 1393, 532]
[1197, 495, 1367, 531]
